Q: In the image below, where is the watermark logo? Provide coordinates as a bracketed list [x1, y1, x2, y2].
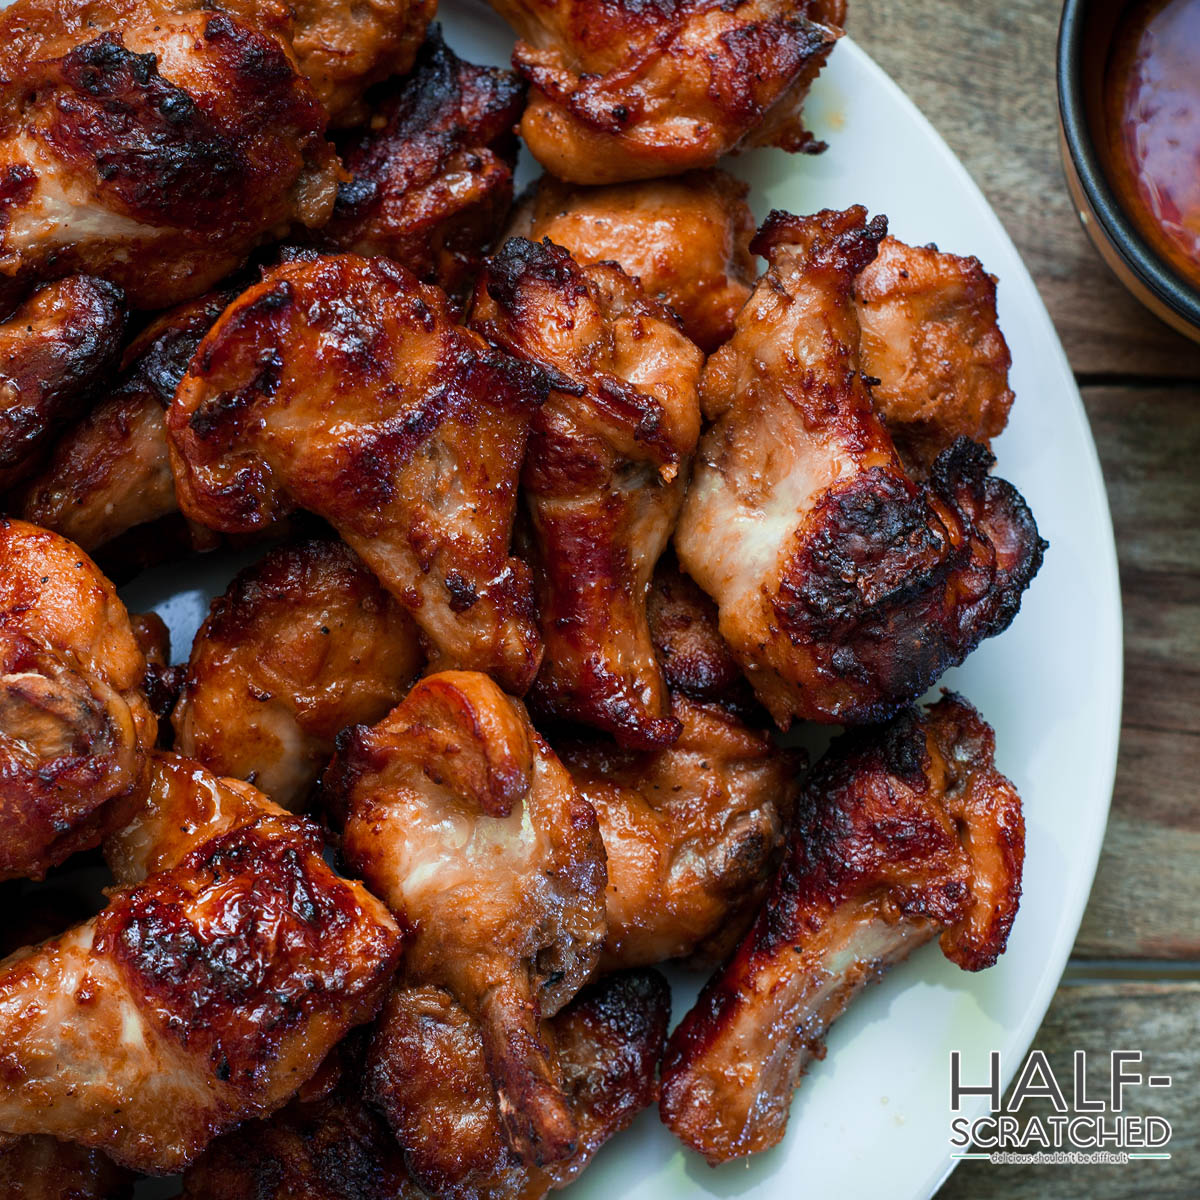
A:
[949, 1050, 1173, 1166]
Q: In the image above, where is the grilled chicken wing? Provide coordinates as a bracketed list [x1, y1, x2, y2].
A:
[14, 289, 234, 554]
[0, 9, 338, 308]
[675, 208, 1044, 728]
[0, 519, 156, 881]
[325, 671, 608, 1167]
[855, 236, 1015, 475]
[557, 694, 798, 970]
[487, 0, 844, 184]
[471, 238, 703, 747]
[168, 254, 547, 694]
[508, 170, 756, 353]
[172, 538, 424, 811]
[0, 276, 124, 492]
[659, 693, 1024, 1163]
[325, 28, 525, 307]
[0, 753, 402, 1173]
[0, 1136, 132, 1199]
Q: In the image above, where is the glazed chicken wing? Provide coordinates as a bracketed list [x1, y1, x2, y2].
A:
[172, 538, 424, 811]
[488, 0, 844, 184]
[508, 170, 756, 353]
[471, 238, 703, 747]
[0, 276, 124, 492]
[675, 208, 1045, 728]
[659, 693, 1024, 1163]
[0, 1136, 132, 1199]
[855, 235, 1015, 475]
[0, 9, 338, 308]
[0, 519, 156, 881]
[168, 254, 546, 694]
[325, 671, 608, 1167]
[325, 28, 526, 307]
[0, 753, 403, 1173]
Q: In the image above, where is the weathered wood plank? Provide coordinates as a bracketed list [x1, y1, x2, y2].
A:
[937, 982, 1199, 1198]
[852, 0, 1200, 379]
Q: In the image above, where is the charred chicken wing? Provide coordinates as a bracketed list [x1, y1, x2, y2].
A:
[325, 671, 608, 1167]
[659, 693, 1024, 1163]
[675, 208, 1044, 728]
[168, 254, 548, 695]
[488, 0, 845, 184]
[471, 237, 703, 748]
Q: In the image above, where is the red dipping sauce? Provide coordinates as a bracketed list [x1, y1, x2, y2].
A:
[1105, 0, 1200, 288]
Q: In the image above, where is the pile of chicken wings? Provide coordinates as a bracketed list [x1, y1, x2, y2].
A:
[0, 0, 1045, 1192]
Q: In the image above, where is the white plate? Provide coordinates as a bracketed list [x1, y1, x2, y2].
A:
[123, 9, 1123, 1198]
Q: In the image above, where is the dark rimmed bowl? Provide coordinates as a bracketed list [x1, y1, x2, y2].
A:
[1057, 0, 1200, 343]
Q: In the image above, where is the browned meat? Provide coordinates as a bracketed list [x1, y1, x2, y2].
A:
[325, 28, 526, 307]
[855, 236, 1015, 475]
[508, 170, 756, 353]
[0, 519, 157, 881]
[0, 9, 338, 308]
[172, 538, 424, 811]
[0, 1136, 133, 1199]
[675, 208, 1045, 728]
[659, 693, 1024, 1163]
[487, 0, 845, 184]
[0, 754, 403, 1173]
[471, 238, 703, 748]
[128, 611, 182, 723]
[325, 671, 607, 1167]
[168, 254, 548, 695]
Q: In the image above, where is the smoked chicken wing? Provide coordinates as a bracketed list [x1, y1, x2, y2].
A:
[471, 237, 704, 748]
[325, 28, 525, 307]
[172, 538, 424, 811]
[0, 1136, 132, 1199]
[508, 170, 756, 353]
[168, 254, 547, 694]
[675, 208, 1044, 728]
[855, 235, 1015, 475]
[659, 693, 1024, 1163]
[488, 0, 845, 184]
[0, 519, 156, 881]
[325, 671, 608, 1167]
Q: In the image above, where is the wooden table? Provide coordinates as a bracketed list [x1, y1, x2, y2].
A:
[848, 2, 1199, 1195]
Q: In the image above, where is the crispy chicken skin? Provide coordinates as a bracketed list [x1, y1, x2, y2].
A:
[0, 754, 403, 1173]
[0, 10, 339, 308]
[557, 694, 799, 970]
[675, 208, 1045, 728]
[659, 693, 1024, 1163]
[14, 289, 234, 554]
[471, 238, 703, 748]
[168, 254, 547, 695]
[488, 0, 845, 184]
[855, 236, 1015, 475]
[0, 276, 124, 491]
[172, 538, 424, 811]
[325, 671, 608, 1168]
[0, 1136, 132, 1199]
[508, 170, 756, 353]
[325, 28, 526, 307]
[0, 519, 156, 881]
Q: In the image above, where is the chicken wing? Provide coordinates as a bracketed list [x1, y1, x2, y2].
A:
[471, 237, 703, 747]
[168, 254, 547, 695]
[324, 671, 608, 1167]
[557, 695, 798, 970]
[0, 754, 403, 1172]
[172, 538, 424, 811]
[675, 208, 1045, 728]
[0, 1136, 132, 1200]
[659, 692, 1024, 1163]
[0, 519, 156, 881]
[855, 235, 1015, 475]
[13, 289, 234, 554]
[324, 28, 525, 307]
[487, 0, 845, 184]
[0, 276, 125, 492]
[508, 170, 756, 353]
[0, 9, 338, 308]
